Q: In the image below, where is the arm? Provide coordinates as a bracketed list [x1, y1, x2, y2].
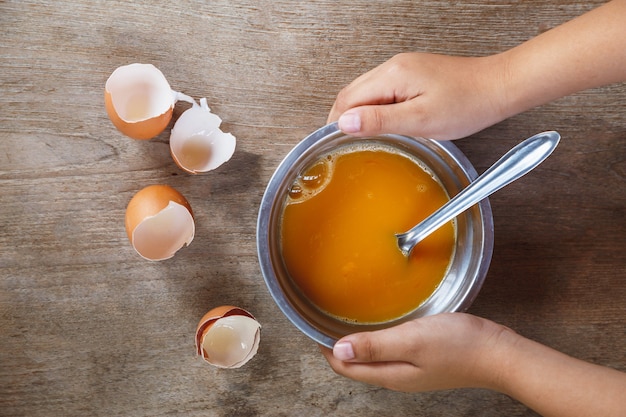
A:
[328, 0, 626, 140]
[495, 328, 626, 417]
[320, 313, 626, 417]
[498, 0, 626, 119]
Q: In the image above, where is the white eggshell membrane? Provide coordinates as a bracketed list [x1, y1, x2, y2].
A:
[106, 63, 175, 122]
[200, 315, 261, 368]
[170, 98, 236, 174]
[131, 201, 195, 261]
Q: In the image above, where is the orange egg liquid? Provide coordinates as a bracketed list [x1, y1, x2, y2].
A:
[280, 145, 455, 323]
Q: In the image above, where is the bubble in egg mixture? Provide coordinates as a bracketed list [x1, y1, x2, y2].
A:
[289, 158, 334, 201]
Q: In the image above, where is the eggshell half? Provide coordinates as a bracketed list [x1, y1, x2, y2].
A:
[105, 63, 176, 140]
[195, 306, 261, 368]
[170, 98, 236, 174]
[125, 185, 195, 261]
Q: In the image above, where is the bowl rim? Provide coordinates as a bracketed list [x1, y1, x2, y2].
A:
[257, 123, 494, 348]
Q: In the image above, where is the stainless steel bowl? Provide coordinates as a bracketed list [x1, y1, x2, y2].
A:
[257, 123, 494, 348]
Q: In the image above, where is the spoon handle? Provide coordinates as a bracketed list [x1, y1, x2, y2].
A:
[397, 131, 561, 256]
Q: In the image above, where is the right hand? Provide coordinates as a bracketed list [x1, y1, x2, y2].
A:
[327, 52, 509, 140]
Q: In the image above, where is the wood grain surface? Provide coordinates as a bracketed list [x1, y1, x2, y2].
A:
[1, 1, 624, 416]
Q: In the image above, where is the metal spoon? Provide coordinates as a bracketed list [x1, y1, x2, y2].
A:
[396, 131, 561, 257]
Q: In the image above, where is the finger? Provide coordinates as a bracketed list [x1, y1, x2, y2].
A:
[321, 345, 422, 390]
[329, 84, 396, 124]
[337, 100, 432, 138]
[333, 321, 424, 364]
[327, 61, 416, 123]
[333, 358, 424, 392]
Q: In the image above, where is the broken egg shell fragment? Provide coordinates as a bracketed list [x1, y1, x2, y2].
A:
[170, 98, 236, 174]
[125, 184, 195, 261]
[195, 306, 261, 369]
[104, 63, 176, 140]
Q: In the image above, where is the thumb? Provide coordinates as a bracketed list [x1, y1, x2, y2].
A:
[333, 321, 422, 363]
[337, 102, 422, 138]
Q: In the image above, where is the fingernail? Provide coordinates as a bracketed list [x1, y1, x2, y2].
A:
[338, 112, 361, 133]
[333, 341, 355, 361]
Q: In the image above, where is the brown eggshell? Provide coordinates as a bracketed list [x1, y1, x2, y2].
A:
[195, 306, 256, 356]
[105, 90, 173, 140]
[125, 184, 193, 241]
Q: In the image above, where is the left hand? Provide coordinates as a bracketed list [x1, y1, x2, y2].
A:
[320, 312, 513, 392]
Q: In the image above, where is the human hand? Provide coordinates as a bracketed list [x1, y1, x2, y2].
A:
[327, 52, 509, 140]
[320, 313, 514, 392]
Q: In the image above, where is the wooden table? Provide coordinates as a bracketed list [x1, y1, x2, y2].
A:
[1, 1, 624, 415]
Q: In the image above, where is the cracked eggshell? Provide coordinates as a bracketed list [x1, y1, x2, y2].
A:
[195, 306, 261, 369]
[105, 63, 176, 140]
[125, 184, 195, 261]
[170, 98, 236, 174]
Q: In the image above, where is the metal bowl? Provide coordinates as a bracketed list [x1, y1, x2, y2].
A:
[257, 123, 494, 348]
